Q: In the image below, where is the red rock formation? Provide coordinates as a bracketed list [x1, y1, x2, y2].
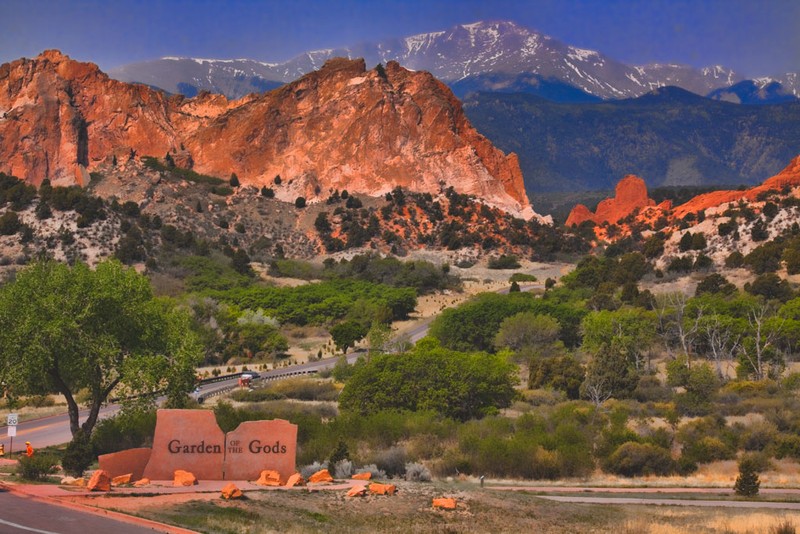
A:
[566, 175, 656, 226]
[87, 470, 111, 491]
[221, 483, 243, 499]
[673, 155, 800, 218]
[0, 51, 538, 219]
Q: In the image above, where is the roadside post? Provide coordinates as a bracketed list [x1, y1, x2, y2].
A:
[7, 413, 18, 454]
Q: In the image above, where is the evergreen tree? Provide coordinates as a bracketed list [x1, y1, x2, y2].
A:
[734, 457, 761, 497]
[229, 173, 240, 188]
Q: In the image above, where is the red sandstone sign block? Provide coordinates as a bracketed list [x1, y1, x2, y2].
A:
[142, 410, 225, 480]
[98, 448, 152, 481]
[223, 419, 297, 481]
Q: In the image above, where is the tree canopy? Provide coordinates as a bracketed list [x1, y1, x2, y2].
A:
[0, 260, 202, 438]
[338, 337, 518, 421]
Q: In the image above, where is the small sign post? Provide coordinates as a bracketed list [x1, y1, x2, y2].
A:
[7, 413, 17, 454]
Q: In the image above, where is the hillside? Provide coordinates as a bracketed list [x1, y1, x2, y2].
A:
[463, 88, 800, 192]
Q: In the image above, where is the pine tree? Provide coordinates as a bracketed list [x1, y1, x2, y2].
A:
[229, 173, 240, 188]
[734, 457, 761, 497]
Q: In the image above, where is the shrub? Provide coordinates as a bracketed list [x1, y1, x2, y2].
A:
[488, 255, 521, 269]
[373, 445, 407, 477]
[18, 453, 60, 481]
[91, 408, 157, 455]
[734, 456, 761, 496]
[0, 211, 21, 235]
[404, 462, 432, 482]
[509, 273, 537, 283]
[604, 442, 675, 477]
[333, 459, 354, 479]
[356, 464, 386, 480]
[295, 197, 307, 208]
[61, 430, 94, 477]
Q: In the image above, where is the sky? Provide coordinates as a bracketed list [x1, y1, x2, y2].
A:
[1, 0, 798, 77]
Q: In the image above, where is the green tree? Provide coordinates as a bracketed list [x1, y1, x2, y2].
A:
[734, 456, 761, 496]
[229, 173, 240, 187]
[0, 260, 201, 439]
[581, 308, 656, 372]
[295, 196, 306, 208]
[581, 344, 639, 404]
[679, 232, 693, 252]
[338, 338, 517, 420]
[330, 319, 369, 353]
[494, 312, 562, 356]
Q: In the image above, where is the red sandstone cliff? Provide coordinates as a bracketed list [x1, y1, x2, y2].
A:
[0, 51, 537, 219]
[673, 155, 800, 218]
[566, 174, 656, 226]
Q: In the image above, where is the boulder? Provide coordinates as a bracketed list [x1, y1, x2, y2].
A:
[87, 470, 112, 492]
[308, 469, 333, 483]
[351, 472, 371, 481]
[346, 485, 368, 497]
[133, 478, 151, 487]
[433, 498, 457, 510]
[254, 469, 283, 486]
[60, 476, 85, 487]
[368, 483, 397, 496]
[111, 473, 132, 486]
[221, 483, 243, 500]
[285, 473, 305, 487]
[173, 469, 197, 487]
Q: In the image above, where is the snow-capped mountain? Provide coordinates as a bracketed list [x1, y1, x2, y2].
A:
[109, 20, 780, 100]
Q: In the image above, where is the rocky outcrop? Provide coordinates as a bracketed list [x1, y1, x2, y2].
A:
[673, 155, 800, 218]
[0, 51, 539, 219]
[566, 175, 655, 226]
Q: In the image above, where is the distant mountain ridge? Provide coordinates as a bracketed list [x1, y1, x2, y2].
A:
[462, 88, 800, 192]
[109, 20, 798, 101]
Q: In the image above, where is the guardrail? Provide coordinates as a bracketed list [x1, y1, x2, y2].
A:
[196, 368, 319, 403]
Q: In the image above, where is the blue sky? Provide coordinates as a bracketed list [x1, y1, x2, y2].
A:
[1, 0, 798, 77]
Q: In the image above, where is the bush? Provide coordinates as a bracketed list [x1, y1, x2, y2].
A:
[509, 273, 537, 283]
[356, 464, 386, 480]
[734, 455, 761, 496]
[488, 255, 521, 269]
[373, 445, 407, 477]
[18, 453, 60, 480]
[333, 459, 354, 479]
[604, 442, 675, 477]
[62, 430, 94, 476]
[404, 462, 432, 482]
[91, 408, 157, 455]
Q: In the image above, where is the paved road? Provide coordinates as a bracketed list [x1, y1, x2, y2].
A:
[540, 495, 800, 510]
[0, 491, 162, 533]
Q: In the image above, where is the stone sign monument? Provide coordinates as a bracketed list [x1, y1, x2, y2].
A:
[99, 409, 298, 481]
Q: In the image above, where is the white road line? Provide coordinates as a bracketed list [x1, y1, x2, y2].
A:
[0, 518, 61, 534]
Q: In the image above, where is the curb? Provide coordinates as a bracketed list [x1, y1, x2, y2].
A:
[0, 481, 198, 534]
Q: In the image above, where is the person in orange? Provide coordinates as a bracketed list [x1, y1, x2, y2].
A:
[25, 441, 33, 457]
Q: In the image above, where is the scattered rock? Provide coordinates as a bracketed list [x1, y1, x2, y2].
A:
[221, 483, 243, 500]
[60, 476, 85, 487]
[111, 473, 132, 486]
[285, 473, 305, 487]
[346, 485, 368, 497]
[351, 472, 371, 481]
[254, 469, 283, 486]
[133, 478, 151, 487]
[368, 483, 397, 496]
[87, 470, 112, 492]
[173, 470, 197, 487]
[308, 469, 333, 483]
[433, 497, 457, 510]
